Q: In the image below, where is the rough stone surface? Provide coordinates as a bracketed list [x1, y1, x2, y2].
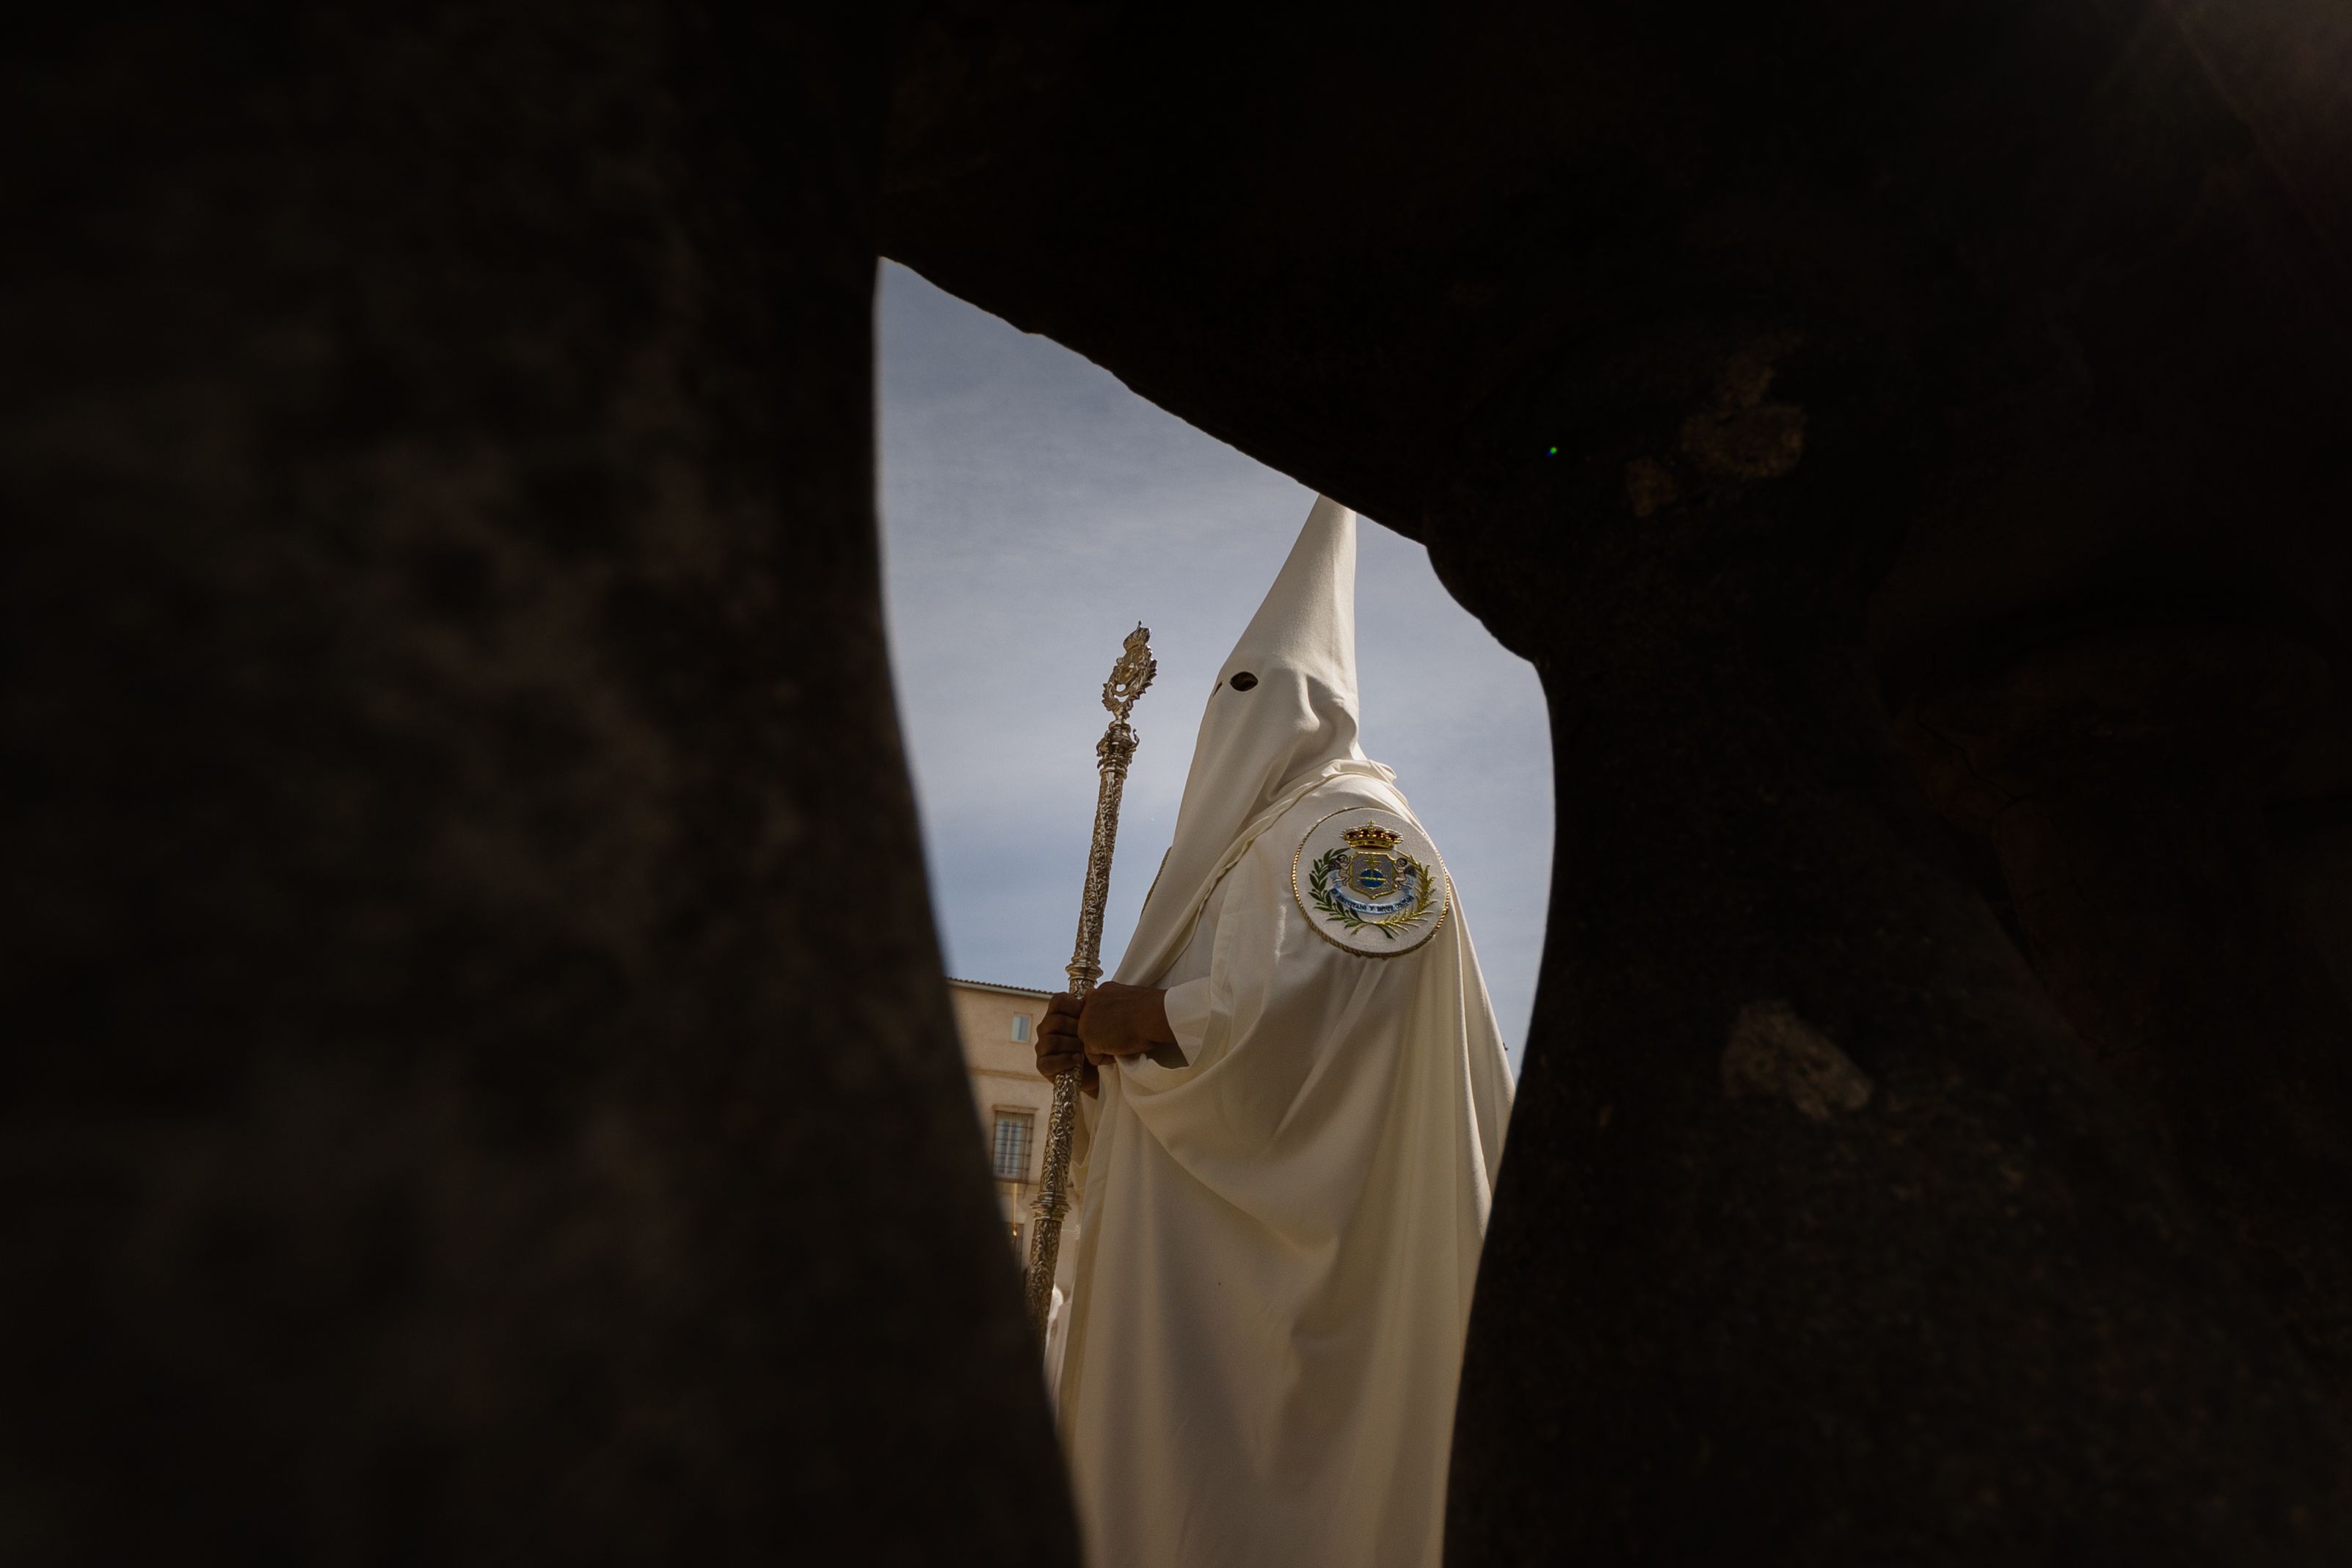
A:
[1722, 1001, 1874, 1124]
[10, 0, 2352, 1562]
[1439, 478, 2351, 1564]
[2, 7, 1073, 1562]
[879, 1, 2352, 1560]
[1901, 627, 2352, 1415]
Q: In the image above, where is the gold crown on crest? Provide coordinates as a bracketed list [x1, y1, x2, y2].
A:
[1342, 823, 1402, 851]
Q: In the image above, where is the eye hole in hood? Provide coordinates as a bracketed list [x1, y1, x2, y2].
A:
[1228, 671, 1259, 691]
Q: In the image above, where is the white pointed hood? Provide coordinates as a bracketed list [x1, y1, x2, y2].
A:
[1111, 495, 1396, 988]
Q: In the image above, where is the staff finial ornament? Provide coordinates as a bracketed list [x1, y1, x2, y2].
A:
[1102, 624, 1157, 721]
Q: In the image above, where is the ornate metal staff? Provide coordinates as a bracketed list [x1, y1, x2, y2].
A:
[1024, 623, 1157, 1340]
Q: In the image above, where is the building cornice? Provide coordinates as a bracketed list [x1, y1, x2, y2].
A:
[945, 976, 1055, 999]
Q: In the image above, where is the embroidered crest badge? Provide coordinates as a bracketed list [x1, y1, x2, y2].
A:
[1291, 807, 1452, 958]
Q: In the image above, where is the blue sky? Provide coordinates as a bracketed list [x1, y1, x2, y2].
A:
[877, 263, 1552, 1068]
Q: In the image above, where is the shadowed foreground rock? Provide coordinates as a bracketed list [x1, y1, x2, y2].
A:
[7, 0, 2351, 1562]
[1, 7, 1072, 1562]
[882, 0, 2352, 1560]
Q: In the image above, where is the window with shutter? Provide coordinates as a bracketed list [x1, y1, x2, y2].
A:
[991, 1112, 1033, 1181]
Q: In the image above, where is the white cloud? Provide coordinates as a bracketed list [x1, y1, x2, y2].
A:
[878, 263, 1551, 1067]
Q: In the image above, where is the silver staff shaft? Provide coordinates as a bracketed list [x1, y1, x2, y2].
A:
[1024, 624, 1156, 1341]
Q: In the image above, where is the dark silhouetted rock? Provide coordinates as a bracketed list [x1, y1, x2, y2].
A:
[2, 7, 1072, 1563]
[881, 1, 2352, 1559]
[9, 0, 2351, 1562]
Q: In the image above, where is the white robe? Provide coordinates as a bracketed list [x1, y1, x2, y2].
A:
[1057, 770, 1513, 1568]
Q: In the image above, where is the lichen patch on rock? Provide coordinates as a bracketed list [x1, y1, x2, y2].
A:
[1680, 341, 1807, 481]
[1722, 999, 1874, 1123]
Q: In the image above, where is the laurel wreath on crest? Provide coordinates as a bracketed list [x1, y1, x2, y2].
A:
[1307, 845, 1438, 941]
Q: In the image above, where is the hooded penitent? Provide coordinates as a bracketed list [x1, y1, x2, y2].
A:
[1057, 497, 1515, 1568]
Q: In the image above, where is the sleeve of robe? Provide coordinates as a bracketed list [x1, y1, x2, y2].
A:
[1113, 814, 1507, 1257]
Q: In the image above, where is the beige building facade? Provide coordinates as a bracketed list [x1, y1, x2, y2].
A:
[947, 977, 1062, 1260]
